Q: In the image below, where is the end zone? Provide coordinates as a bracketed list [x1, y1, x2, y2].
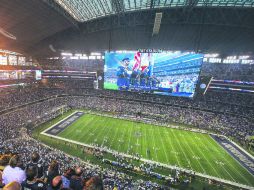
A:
[41, 111, 84, 136]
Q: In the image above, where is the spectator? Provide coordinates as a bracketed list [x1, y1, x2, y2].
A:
[21, 165, 47, 190]
[84, 176, 103, 190]
[61, 168, 74, 189]
[49, 176, 63, 190]
[45, 160, 59, 186]
[26, 152, 45, 179]
[0, 155, 10, 188]
[70, 167, 83, 190]
[3, 181, 21, 190]
[2, 155, 26, 185]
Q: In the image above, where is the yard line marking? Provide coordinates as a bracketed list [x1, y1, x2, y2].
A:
[43, 111, 254, 187]
[59, 114, 95, 141]
[109, 120, 120, 150]
[157, 127, 169, 165]
[117, 123, 127, 151]
[182, 132, 206, 174]
[56, 115, 86, 137]
[165, 129, 181, 166]
[208, 136, 253, 185]
[127, 121, 133, 155]
[40, 131, 254, 190]
[136, 122, 140, 155]
[72, 115, 98, 142]
[195, 133, 234, 181]
[202, 136, 242, 181]
[144, 124, 148, 158]
[100, 119, 112, 147]
[151, 125, 159, 161]
[170, 129, 191, 169]
[85, 116, 105, 143]
[88, 116, 108, 145]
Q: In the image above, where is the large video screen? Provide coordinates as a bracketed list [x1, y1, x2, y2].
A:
[104, 51, 203, 98]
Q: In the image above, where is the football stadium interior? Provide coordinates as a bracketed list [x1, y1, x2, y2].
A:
[0, 0, 254, 190]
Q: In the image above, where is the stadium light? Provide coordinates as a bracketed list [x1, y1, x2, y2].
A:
[61, 52, 72, 56]
[91, 52, 101, 56]
[223, 59, 239, 63]
[70, 56, 79, 59]
[204, 53, 219, 58]
[0, 27, 17, 40]
[241, 59, 253, 64]
[89, 56, 96, 59]
[209, 58, 221, 63]
[239, 55, 250, 59]
[80, 56, 88, 59]
[0, 49, 21, 55]
[152, 13, 162, 36]
[115, 50, 135, 53]
[226, 56, 237, 60]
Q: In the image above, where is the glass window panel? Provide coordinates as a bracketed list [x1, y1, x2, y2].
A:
[8, 55, 17, 65]
[0, 55, 7, 65]
[54, 0, 254, 22]
[18, 57, 26, 65]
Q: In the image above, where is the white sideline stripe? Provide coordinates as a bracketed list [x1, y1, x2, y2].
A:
[29, 137, 95, 168]
[41, 111, 83, 134]
[41, 132, 254, 190]
[227, 137, 254, 161]
[40, 112, 254, 190]
[209, 135, 254, 181]
[198, 134, 236, 182]
[94, 113, 254, 161]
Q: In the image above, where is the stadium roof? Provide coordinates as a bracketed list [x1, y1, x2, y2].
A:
[0, 0, 254, 57]
[55, 0, 254, 22]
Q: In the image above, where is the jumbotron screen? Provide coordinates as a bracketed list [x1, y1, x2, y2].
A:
[104, 51, 204, 98]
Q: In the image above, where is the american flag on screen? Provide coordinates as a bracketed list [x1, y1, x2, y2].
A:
[132, 52, 141, 71]
[140, 53, 150, 72]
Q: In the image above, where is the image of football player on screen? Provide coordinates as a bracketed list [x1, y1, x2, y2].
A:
[116, 57, 132, 90]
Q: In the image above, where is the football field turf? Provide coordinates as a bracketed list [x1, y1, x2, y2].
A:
[103, 82, 118, 90]
[56, 113, 254, 187]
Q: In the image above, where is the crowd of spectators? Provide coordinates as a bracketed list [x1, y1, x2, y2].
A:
[94, 90, 254, 119]
[37, 59, 103, 72]
[1, 81, 253, 145]
[0, 98, 170, 189]
[0, 71, 253, 189]
[67, 94, 253, 145]
[201, 62, 254, 81]
[37, 58, 254, 82]
[0, 85, 64, 112]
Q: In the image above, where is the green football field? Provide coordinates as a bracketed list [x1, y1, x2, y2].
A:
[56, 113, 254, 187]
[104, 82, 118, 90]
